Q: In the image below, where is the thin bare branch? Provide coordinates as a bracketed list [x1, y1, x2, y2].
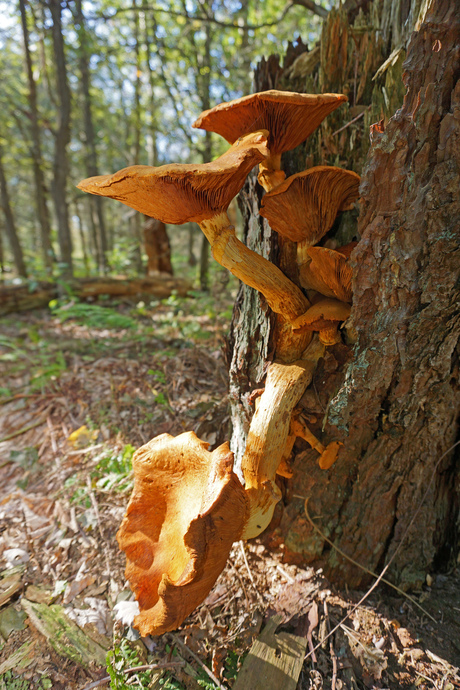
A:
[93, 2, 303, 31]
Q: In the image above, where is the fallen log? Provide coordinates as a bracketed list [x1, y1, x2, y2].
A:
[0, 274, 191, 316]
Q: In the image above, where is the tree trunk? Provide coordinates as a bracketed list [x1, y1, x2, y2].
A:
[75, 0, 109, 275]
[0, 144, 28, 278]
[143, 218, 173, 275]
[19, 0, 54, 275]
[229, 0, 459, 588]
[49, 0, 73, 276]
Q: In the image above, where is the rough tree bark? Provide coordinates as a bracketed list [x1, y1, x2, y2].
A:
[229, 0, 459, 588]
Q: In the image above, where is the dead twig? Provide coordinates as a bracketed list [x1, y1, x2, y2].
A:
[239, 540, 264, 604]
[171, 633, 227, 690]
[331, 107, 369, 136]
[80, 660, 186, 690]
[302, 497, 435, 622]
[0, 417, 47, 442]
[324, 600, 337, 690]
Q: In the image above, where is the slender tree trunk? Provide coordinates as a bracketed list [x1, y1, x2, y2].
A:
[129, 0, 144, 275]
[0, 223, 4, 275]
[198, 9, 213, 291]
[74, 199, 89, 276]
[229, 0, 459, 588]
[75, 0, 109, 275]
[19, 0, 54, 275]
[0, 144, 28, 278]
[49, 0, 73, 276]
[144, 8, 159, 167]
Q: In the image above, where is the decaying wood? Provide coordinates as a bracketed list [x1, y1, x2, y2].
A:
[233, 615, 308, 690]
[21, 598, 107, 667]
[0, 275, 191, 316]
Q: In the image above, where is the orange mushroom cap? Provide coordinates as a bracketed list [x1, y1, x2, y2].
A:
[192, 90, 347, 156]
[292, 298, 351, 346]
[77, 131, 269, 225]
[117, 432, 248, 636]
[260, 166, 360, 244]
[298, 246, 353, 303]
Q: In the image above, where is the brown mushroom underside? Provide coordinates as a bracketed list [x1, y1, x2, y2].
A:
[77, 131, 269, 225]
[260, 166, 360, 244]
[298, 246, 353, 303]
[192, 90, 347, 155]
[117, 432, 248, 636]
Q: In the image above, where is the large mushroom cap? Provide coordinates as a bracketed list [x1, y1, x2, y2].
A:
[117, 432, 248, 636]
[77, 131, 269, 225]
[260, 166, 360, 244]
[193, 90, 347, 155]
[298, 246, 353, 303]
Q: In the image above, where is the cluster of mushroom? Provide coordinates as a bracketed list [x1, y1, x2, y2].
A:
[77, 90, 360, 636]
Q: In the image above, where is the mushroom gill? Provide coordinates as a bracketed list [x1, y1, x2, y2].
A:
[192, 90, 347, 192]
[260, 166, 360, 243]
[298, 246, 353, 303]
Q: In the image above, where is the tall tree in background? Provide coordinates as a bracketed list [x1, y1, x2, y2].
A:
[19, 0, 54, 275]
[75, 0, 109, 274]
[0, 142, 28, 278]
[229, 0, 459, 589]
[49, 0, 72, 276]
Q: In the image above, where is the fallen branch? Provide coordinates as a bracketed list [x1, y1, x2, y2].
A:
[0, 275, 191, 316]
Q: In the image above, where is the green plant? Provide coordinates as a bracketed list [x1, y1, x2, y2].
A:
[106, 640, 150, 689]
[51, 300, 137, 331]
[0, 671, 29, 690]
[92, 445, 135, 492]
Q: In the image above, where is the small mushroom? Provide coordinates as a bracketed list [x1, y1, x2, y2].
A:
[292, 298, 351, 346]
[290, 417, 342, 470]
[78, 131, 309, 326]
[117, 432, 248, 636]
[298, 246, 353, 303]
[260, 166, 360, 243]
[192, 90, 347, 192]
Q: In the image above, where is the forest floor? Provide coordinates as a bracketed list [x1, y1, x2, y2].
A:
[0, 285, 459, 690]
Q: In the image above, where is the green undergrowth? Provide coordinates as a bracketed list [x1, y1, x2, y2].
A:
[105, 636, 245, 689]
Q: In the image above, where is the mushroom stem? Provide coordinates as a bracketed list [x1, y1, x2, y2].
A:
[258, 154, 285, 192]
[290, 417, 342, 469]
[199, 211, 309, 324]
[241, 337, 325, 538]
[291, 417, 326, 453]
